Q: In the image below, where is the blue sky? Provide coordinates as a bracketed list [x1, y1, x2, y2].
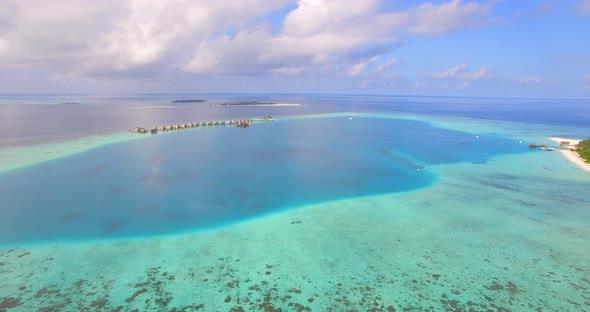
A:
[0, 0, 589, 98]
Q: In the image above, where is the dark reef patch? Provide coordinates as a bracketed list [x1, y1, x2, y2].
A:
[16, 251, 30, 259]
[34, 286, 60, 299]
[125, 288, 147, 303]
[101, 220, 126, 235]
[0, 297, 22, 310]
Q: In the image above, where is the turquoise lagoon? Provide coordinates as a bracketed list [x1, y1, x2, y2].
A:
[0, 95, 589, 311]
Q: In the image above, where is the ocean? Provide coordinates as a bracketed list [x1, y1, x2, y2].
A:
[0, 94, 589, 311]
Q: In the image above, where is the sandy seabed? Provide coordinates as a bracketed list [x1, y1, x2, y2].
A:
[1, 150, 589, 311]
[1, 114, 589, 311]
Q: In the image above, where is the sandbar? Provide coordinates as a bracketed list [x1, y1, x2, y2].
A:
[211, 103, 302, 107]
[0, 132, 145, 174]
[128, 105, 174, 109]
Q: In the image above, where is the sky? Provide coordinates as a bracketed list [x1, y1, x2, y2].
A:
[0, 0, 589, 98]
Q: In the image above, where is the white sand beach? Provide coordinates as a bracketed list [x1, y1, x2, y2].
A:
[558, 149, 590, 172]
[549, 137, 590, 172]
[549, 137, 580, 148]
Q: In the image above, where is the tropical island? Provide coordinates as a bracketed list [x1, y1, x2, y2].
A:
[210, 101, 302, 107]
[574, 138, 590, 163]
[171, 99, 206, 103]
[550, 137, 590, 172]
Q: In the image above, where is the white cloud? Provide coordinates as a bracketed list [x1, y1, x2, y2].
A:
[348, 62, 369, 77]
[281, 0, 382, 37]
[578, 0, 590, 15]
[0, 0, 290, 76]
[425, 64, 494, 81]
[428, 64, 468, 79]
[0, 0, 497, 83]
[459, 66, 494, 80]
[184, 53, 221, 73]
[420, 64, 493, 89]
[516, 76, 548, 84]
[347, 56, 381, 77]
[375, 57, 398, 72]
[405, 0, 493, 35]
[184, 0, 494, 77]
[581, 75, 590, 82]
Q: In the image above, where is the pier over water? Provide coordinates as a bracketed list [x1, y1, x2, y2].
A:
[130, 116, 273, 134]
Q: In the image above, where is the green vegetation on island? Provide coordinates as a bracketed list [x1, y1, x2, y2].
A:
[574, 139, 590, 163]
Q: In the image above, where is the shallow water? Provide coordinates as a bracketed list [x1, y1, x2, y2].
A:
[0, 94, 589, 311]
[0, 116, 529, 245]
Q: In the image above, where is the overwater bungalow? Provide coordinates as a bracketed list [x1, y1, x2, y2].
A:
[150, 128, 158, 134]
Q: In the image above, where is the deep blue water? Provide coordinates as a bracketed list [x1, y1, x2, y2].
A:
[0, 116, 529, 244]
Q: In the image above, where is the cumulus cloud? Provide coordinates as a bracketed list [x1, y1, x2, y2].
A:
[578, 0, 590, 15]
[404, 0, 493, 35]
[185, 0, 495, 76]
[0, 0, 497, 83]
[0, 0, 290, 76]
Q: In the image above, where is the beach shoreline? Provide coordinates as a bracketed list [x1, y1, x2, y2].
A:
[558, 149, 590, 172]
[549, 137, 580, 148]
[549, 137, 590, 172]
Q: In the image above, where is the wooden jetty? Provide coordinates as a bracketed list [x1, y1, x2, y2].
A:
[130, 116, 273, 134]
